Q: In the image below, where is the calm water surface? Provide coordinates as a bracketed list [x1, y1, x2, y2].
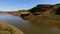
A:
[0, 14, 60, 34]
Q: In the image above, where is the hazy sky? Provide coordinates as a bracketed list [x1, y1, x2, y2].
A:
[0, 0, 60, 11]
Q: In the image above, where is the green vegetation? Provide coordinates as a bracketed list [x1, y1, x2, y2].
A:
[0, 21, 23, 34]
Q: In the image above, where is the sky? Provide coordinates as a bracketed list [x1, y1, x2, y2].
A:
[0, 0, 60, 11]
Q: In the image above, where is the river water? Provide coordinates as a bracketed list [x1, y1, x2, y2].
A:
[0, 14, 60, 34]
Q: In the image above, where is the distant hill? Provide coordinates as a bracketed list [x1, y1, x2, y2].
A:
[19, 3, 60, 24]
[29, 3, 60, 15]
[0, 3, 60, 24]
[0, 3, 60, 16]
[29, 4, 53, 13]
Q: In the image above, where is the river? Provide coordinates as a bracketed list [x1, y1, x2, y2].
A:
[0, 14, 60, 34]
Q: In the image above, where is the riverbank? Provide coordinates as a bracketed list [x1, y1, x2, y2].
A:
[0, 21, 24, 34]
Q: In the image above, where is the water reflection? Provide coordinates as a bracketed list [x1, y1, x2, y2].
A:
[0, 14, 60, 34]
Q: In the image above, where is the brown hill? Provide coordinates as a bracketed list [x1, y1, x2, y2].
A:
[19, 3, 60, 24]
[29, 4, 53, 13]
[28, 3, 60, 16]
